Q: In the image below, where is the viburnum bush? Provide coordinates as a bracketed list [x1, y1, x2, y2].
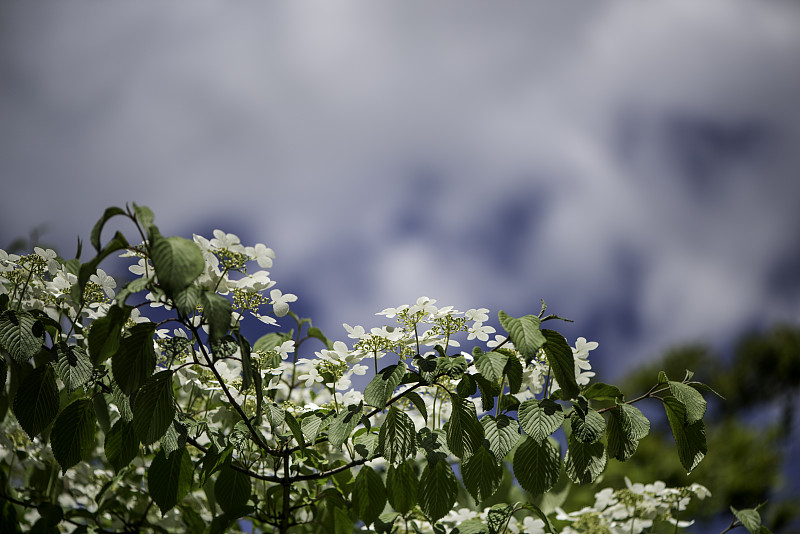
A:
[0, 204, 770, 533]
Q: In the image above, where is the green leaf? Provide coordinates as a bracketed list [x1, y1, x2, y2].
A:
[353, 430, 380, 459]
[480, 414, 520, 462]
[518, 398, 564, 444]
[446, 394, 484, 459]
[456, 374, 477, 398]
[173, 286, 202, 318]
[606, 404, 650, 462]
[111, 322, 157, 396]
[160, 419, 188, 456]
[113, 276, 152, 308]
[148, 448, 193, 514]
[88, 305, 130, 366]
[375, 513, 401, 534]
[731, 506, 763, 534]
[253, 331, 293, 352]
[133, 370, 176, 446]
[148, 227, 205, 298]
[418, 459, 458, 522]
[364, 364, 406, 408]
[663, 396, 706, 473]
[503, 354, 523, 394]
[333, 506, 354, 534]
[497, 311, 546, 361]
[131, 203, 154, 234]
[401, 390, 428, 422]
[513, 436, 561, 496]
[199, 446, 232, 486]
[0, 310, 45, 364]
[475, 351, 506, 382]
[564, 438, 606, 485]
[265, 402, 285, 430]
[90, 206, 126, 252]
[51, 399, 97, 473]
[386, 460, 418, 514]
[77, 231, 129, 295]
[570, 406, 606, 444]
[486, 503, 515, 534]
[668, 381, 707, 424]
[328, 402, 363, 449]
[462, 445, 503, 504]
[452, 520, 490, 534]
[541, 329, 580, 400]
[352, 465, 387, 526]
[301, 411, 328, 442]
[111, 381, 133, 422]
[55, 343, 92, 392]
[582, 382, 624, 401]
[215, 465, 251, 514]
[379, 406, 417, 464]
[13, 364, 59, 439]
[473, 374, 501, 412]
[306, 326, 332, 349]
[201, 291, 232, 344]
[104, 419, 139, 472]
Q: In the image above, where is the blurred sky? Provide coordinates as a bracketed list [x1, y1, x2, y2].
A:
[2, 1, 800, 381]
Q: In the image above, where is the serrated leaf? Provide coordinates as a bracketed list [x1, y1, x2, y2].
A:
[541, 329, 580, 400]
[328, 402, 363, 449]
[364, 364, 406, 408]
[90, 206, 126, 252]
[111, 380, 132, 422]
[51, 399, 96, 473]
[12, 364, 59, 439]
[446, 395, 484, 459]
[114, 276, 152, 308]
[504, 354, 523, 394]
[387, 460, 418, 514]
[353, 430, 380, 459]
[418, 459, 458, 522]
[148, 448, 193, 514]
[352, 465, 386, 526]
[111, 322, 157, 396]
[475, 351, 506, 382]
[402, 390, 428, 422]
[480, 414, 520, 462]
[160, 419, 188, 456]
[582, 382, 624, 401]
[513, 436, 561, 496]
[663, 397, 706, 473]
[570, 407, 606, 444]
[201, 291, 232, 344]
[133, 370, 176, 446]
[379, 406, 417, 464]
[148, 227, 205, 298]
[486, 503, 516, 534]
[301, 411, 328, 442]
[473, 374, 501, 413]
[668, 381, 707, 424]
[565, 438, 607, 484]
[104, 419, 139, 472]
[199, 446, 233, 486]
[0, 310, 45, 364]
[215, 464, 251, 514]
[498, 311, 546, 360]
[131, 203, 154, 233]
[173, 286, 202, 317]
[462, 445, 503, 504]
[518, 398, 564, 444]
[731, 506, 762, 534]
[55, 343, 92, 392]
[606, 404, 650, 462]
[265, 402, 285, 430]
[88, 305, 130, 365]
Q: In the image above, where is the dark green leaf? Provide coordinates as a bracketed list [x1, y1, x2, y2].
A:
[541, 329, 580, 400]
[497, 311, 546, 361]
[131, 203, 154, 234]
[606, 403, 650, 462]
[663, 397, 706, 473]
[582, 382, 624, 401]
[78, 231, 129, 294]
[570, 406, 606, 444]
[215, 465, 251, 514]
[352, 465, 386, 526]
[88, 305, 130, 366]
[51, 399, 96, 473]
[199, 446, 233, 486]
[379, 406, 417, 464]
[201, 291, 231, 344]
[307, 327, 332, 349]
[475, 351, 506, 382]
[480, 414, 520, 462]
[104, 419, 139, 472]
[668, 381, 707, 424]
[55, 343, 92, 392]
[148, 227, 205, 298]
[252, 331, 293, 352]
[0, 310, 45, 364]
[160, 419, 188, 456]
[402, 390, 429, 422]
[462, 445, 503, 504]
[111, 322, 157, 396]
[387, 460, 418, 514]
[446, 394, 484, 459]
[13, 364, 59, 439]
[504, 354, 523, 394]
[418, 459, 458, 522]
[456, 375, 477, 398]
[301, 411, 328, 442]
[473, 374, 501, 412]
[513, 436, 561, 496]
[328, 402, 363, 449]
[173, 286, 202, 318]
[353, 430, 380, 459]
[148, 448, 193, 514]
[564, 438, 606, 484]
[364, 364, 406, 408]
[133, 370, 176, 446]
[518, 398, 564, 444]
[90, 206, 126, 252]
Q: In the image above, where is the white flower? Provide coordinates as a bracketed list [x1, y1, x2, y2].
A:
[270, 289, 297, 317]
[236, 270, 274, 291]
[210, 229, 245, 253]
[351, 364, 368, 376]
[343, 323, 365, 339]
[487, 335, 513, 349]
[245, 243, 275, 269]
[275, 340, 295, 360]
[521, 517, 546, 534]
[467, 322, 496, 342]
[465, 308, 489, 323]
[376, 304, 408, 318]
[409, 296, 437, 316]
[341, 389, 363, 406]
[594, 488, 618, 509]
[573, 336, 598, 358]
[89, 269, 117, 298]
[34, 247, 60, 275]
[298, 368, 324, 388]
